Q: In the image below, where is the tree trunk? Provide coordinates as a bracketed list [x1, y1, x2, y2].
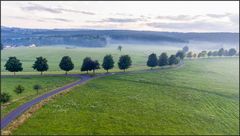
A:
[41, 71, 43, 76]
[151, 67, 153, 70]
[107, 69, 108, 73]
[93, 69, 95, 74]
[124, 69, 125, 72]
[87, 71, 88, 74]
[14, 72, 16, 76]
[65, 71, 67, 75]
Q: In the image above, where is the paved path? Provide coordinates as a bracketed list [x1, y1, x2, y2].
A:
[1, 62, 183, 129]
[0, 73, 113, 129]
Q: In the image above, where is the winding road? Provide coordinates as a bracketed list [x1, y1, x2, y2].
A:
[1, 62, 183, 130]
[0, 73, 113, 129]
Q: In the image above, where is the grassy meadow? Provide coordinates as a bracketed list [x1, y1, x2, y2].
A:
[1, 76, 79, 118]
[1, 45, 179, 75]
[12, 58, 239, 135]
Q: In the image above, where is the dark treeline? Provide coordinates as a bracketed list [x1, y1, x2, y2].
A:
[3, 46, 238, 75]
[4, 54, 132, 75]
[147, 50, 183, 69]
[186, 48, 238, 59]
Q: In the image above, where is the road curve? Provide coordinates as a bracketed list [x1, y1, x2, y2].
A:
[0, 73, 113, 129]
[1, 62, 183, 130]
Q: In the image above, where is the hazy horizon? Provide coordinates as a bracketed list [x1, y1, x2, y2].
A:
[1, 25, 239, 33]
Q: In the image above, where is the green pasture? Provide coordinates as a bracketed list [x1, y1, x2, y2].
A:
[1, 76, 79, 118]
[1, 46, 178, 74]
[12, 58, 239, 135]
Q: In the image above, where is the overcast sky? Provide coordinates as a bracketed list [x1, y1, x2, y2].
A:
[1, 1, 239, 32]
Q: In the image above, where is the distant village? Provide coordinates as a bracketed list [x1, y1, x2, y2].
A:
[3, 44, 37, 49]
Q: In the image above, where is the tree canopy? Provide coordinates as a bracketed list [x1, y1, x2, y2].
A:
[4, 56, 23, 75]
[81, 57, 92, 73]
[59, 56, 74, 75]
[102, 54, 114, 72]
[218, 48, 224, 56]
[90, 60, 100, 74]
[207, 51, 212, 57]
[147, 53, 158, 69]
[158, 52, 168, 66]
[32, 57, 49, 75]
[168, 55, 179, 65]
[81, 57, 100, 74]
[118, 55, 132, 72]
[176, 51, 185, 60]
[228, 48, 237, 56]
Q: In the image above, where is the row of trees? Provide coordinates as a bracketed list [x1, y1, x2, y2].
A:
[186, 48, 238, 59]
[147, 51, 183, 69]
[4, 55, 132, 75]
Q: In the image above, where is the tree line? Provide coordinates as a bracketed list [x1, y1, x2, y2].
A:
[186, 48, 238, 59]
[146, 50, 184, 69]
[4, 55, 132, 75]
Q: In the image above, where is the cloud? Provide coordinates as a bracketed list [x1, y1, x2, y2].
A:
[89, 18, 144, 23]
[8, 16, 72, 23]
[21, 3, 61, 13]
[114, 13, 133, 16]
[147, 21, 237, 32]
[8, 16, 28, 20]
[156, 13, 237, 22]
[206, 13, 230, 18]
[21, 3, 95, 15]
[57, 8, 95, 15]
[156, 15, 202, 21]
[47, 18, 72, 22]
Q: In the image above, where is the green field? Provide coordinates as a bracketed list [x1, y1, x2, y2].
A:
[1, 46, 178, 74]
[1, 76, 79, 118]
[12, 58, 239, 135]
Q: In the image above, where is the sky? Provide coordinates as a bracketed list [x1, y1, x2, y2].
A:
[1, 1, 239, 32]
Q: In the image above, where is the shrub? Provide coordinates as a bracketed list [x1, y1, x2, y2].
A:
[33, 84, 42, 94]
[0, 92, 11, 103]
[14, 85, 25, 94]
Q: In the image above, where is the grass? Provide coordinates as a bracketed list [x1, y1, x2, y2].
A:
[1, 76, 79, 118]
[1, 46, 178, 74]
[12, 57, 239, 135]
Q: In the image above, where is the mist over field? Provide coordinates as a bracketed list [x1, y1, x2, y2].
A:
[1, 26, 238, 52]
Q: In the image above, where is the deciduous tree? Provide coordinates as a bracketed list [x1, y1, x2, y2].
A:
[168, 55, 179, 65]
[228, 48, 237, 56]
[118, 55, 132, 72]
[59, 56, 74, 75]
[176, 51, 185, 60]
[147, 53, 158, 69]
[4, 57, 23, 75]
[218, 48, 224, 56]
[158, 52, 168, 66]
[32, 57, 49, 75]
[81, 57, 92, 74]
[102, 55, 114, 72]
[90, 60, 100, 74]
